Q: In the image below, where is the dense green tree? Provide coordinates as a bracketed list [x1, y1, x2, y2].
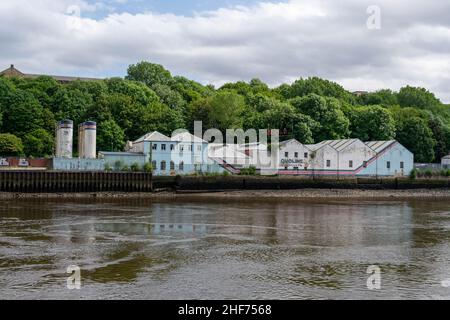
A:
[187, 91, 245, 132]
[51, 87, 93, 125]
[23, 129, 54, 157]
[2, 90, 46, 137]
[358, 89, 398, 107]
[242, 95, 318, 143]
[0, 133, 24, 156]
[428, 116, 450, 161]
[126, 61, 172, 87]
[151, 83, 186, 109]
[347, 105, 396, 141]
[396, 116, 436, 163]
[1, 60, 450, 162]
[282, 77, 356, 103]
[172, 76, 214, 103]
[291, 94, 350, 141]
[140, 103, 185, 136]
[398, 86, 441, 109]
[15, 76, 60, 109]
[97, 119, 126, 152]
[105, 77, 159, 106]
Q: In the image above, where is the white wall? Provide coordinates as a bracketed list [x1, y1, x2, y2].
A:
[279, 140, 311, 169]
[338, 140, 377, 171]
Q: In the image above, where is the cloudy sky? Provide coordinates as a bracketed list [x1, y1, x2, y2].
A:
[0, 0, 449, 102]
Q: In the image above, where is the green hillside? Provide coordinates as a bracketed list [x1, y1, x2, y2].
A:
[0, 61, 449, 163]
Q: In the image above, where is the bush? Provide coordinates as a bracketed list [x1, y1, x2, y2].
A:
[143, 162, 153, 173]
[222, 171, 230, 177]
[114, 160, 124, 171]
[424, 169, 433, 178]
[239, 166, 257, 176]
[409, 169, 417, 180]
[121, 164, 130, 172]
[105, 163, 112, 172]
[0, 133, 24, 156]
[131, 162, 141, 172]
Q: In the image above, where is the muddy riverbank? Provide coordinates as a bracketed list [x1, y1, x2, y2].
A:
[1, 188, 449, 200]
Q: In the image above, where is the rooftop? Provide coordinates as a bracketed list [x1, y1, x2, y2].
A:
[0, 65, 103, 83]
[134, 131, 171, 143]
[365, 141, 397, 153]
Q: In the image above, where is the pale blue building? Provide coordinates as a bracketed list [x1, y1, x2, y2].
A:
[359, 141, 414, 177]
[99, 131, 225, 176]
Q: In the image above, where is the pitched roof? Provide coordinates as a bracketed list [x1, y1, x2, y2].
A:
[318, 139, 362, 152]
[134, 131, 171, 143]
[365, 141, 396, 153]
[0, 65, 103, 82]
[279, 139, 299, 147]
[172, 131, 206, 143]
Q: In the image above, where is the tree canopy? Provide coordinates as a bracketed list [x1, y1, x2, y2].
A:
[0, 61, 449, 163]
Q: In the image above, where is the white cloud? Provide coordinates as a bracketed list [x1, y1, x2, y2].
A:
[0, 0, 449, 102]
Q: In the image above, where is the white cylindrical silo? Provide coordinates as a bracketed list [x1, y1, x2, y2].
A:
[79, 121, 97, 159]
[55, 120, 73, 158]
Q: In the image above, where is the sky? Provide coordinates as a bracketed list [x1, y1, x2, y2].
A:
[0, 0, 449, 102]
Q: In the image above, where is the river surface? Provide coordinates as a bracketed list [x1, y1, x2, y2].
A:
[1, 198, 450, 300]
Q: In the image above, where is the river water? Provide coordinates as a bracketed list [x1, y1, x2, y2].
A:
[0, 198, 450, 300]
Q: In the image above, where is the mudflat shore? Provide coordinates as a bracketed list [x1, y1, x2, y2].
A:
[0, 188, 449, 200]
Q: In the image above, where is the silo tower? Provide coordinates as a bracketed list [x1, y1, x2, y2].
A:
[55, 120, 74, 158]
[78, 121, 97, 159]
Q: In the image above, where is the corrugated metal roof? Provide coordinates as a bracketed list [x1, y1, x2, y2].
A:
[320, 139, 360, 152]
[365, 141, 396, 153]
[305, 139, 359, 152]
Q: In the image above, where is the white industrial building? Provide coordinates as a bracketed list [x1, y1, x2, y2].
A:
[258, 138, 413, 177]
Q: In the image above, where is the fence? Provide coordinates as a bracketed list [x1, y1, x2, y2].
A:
[0, 172, 449, 193]
[0, 171, 153, 193]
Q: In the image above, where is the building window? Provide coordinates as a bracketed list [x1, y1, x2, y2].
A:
[179, 161, 184, 172]
[400, 162, 404, 169]
[363, 161, 368, 168]
[161, 161, 166, 171]
[189, 145, 193, 152]
[326, 160, 331, 168]
[304, 153, 308, 159]
[180, 145, 184, 152]
[170, 161, 175, 171]
[152, 144, 158, 150]
[170, 144, 175, 151]
[294, 152, 298, 158]
[285, 152, 289, 158]
[197, 145, 202, 152]
[387, 161, 391, 169]
[349, 160, 353, 168]
[152, 161, 157, 170]
[161, 144, 166, 151]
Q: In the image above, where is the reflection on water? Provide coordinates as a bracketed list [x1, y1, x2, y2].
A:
[0, 198, 450, 300]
